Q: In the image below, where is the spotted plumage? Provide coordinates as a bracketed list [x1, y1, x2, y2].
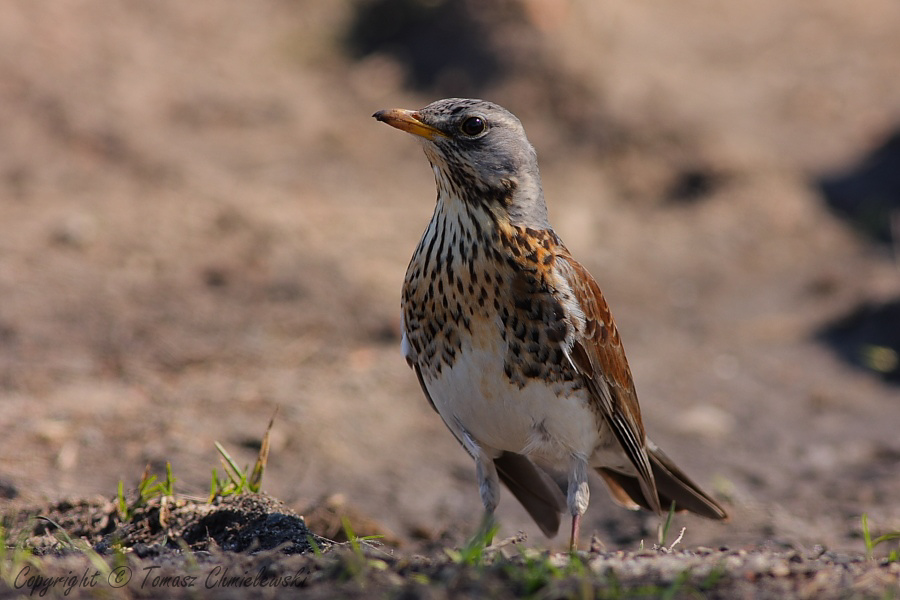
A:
[375, 98, 727, 549]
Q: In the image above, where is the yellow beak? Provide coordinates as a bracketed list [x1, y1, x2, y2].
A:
[373, 108, 447, 141]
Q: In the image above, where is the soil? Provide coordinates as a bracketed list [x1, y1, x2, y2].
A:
[4, 493, 899, 599]
[2, 0, 900, 597]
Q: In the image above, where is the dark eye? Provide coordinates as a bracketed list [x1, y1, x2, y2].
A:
[459, 116, 486, 137]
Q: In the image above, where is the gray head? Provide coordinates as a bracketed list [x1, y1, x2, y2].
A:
[374, 98, 549, 229]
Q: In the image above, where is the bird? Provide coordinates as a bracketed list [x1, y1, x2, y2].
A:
[373, 98, 727, 550]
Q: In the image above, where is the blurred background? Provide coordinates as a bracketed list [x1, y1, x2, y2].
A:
[1, 0, 899, 552]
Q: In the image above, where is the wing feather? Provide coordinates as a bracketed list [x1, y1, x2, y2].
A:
[555, 251, 662, 515]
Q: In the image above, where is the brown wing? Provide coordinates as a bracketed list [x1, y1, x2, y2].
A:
[598, 442, 728, 519]
[555, 251, 662, 515]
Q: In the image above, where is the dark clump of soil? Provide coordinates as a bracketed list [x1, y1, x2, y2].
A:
[5, 493, 315, 558]
[179, 495, 312, 554]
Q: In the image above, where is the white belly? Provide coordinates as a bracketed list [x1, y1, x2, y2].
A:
[420, 318, 601, 464]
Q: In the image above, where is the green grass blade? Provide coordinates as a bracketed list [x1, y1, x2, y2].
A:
[215, 441, 243, 480]
[249, 409, 277, 492]
[659, 501, 676, 546]
[862, 514, 874, 560]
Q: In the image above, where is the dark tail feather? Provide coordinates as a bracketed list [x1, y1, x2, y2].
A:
[597, 442, 728, 521]
[494, 451, 567, 537]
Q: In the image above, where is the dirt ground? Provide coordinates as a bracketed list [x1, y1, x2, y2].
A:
[1, 0, 900, 580]
[3, 492, 899, 599]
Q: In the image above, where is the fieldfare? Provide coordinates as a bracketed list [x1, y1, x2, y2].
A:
[374, 98, 727, 550]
